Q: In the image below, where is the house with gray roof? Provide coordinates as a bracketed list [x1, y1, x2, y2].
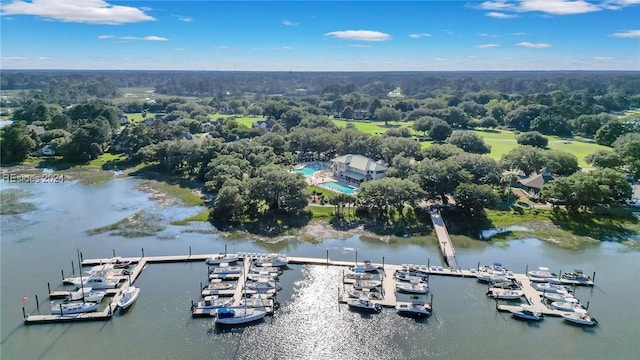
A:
[330, 154, 387, 184]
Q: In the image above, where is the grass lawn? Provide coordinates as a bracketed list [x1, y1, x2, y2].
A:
[126, 112, 159, 123]
[333, 119, 419, 135]
[208, 114, 263, 128]
[114, 87, 196, 104]
[171, 209, 210, 225]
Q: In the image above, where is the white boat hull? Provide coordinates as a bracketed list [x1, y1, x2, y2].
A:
[51, 302, 99, 315]
[562, 312, 597, 326]
[118, 286, 140, 310]
[396, 303, 432, 316]
[215, 308, 266, 325]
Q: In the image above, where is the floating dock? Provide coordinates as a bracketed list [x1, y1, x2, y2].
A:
[24, 249, 594, 324]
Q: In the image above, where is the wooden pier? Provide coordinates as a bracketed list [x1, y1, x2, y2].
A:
[430, 209, 458, 269]
[24, 251, 593, 325]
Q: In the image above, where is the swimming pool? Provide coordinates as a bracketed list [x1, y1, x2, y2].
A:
[292, 163, 329, 177]
[318, 181, 357, 195]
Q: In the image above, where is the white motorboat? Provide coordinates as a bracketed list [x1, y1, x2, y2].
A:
[253, 253, 289, 267]
[214, 307, 266, 325]
[486, 289, 524, 300]
[562, 312, 598, 326]
[210, 265, 243, 275]
[245, 279, 282, 292]
[528, 266, 556, 279]
[192, 297, 233, 312]
[117, 286, 140, 310]
[396, 301, 432, 317]
[107, 257, 132, 269]
[533, 282, 570, 294]
[65, 274, 120, 289]
[477, 262, 513, 282]
[395, 272, 428, 282]
[400, 264, 429, 276]
[351, 260, 379, 273]
[205, 253, 240, 265]
[203, 281, 236, 291]
[238, 297, 274, 308]
[250, 266, 281, 275]
[347, 288, 383, 300]
[561, 269, 593, 284]
[510, 305, 543, 321]
[396, 280, 428, 294]
[550, 301, 587, 313]
[68, 287, 106, 302]
[347, 296, 382, 313]
[247, 272, 278, 282]
[353, 279, 382, 290]
[543, 292, 576, 302]
[51, 301, 99, 315]
[344, 270, 375, 281]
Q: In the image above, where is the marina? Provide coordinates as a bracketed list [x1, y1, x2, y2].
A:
[2, 178, 638, 360]
[23, 245, 596, 325]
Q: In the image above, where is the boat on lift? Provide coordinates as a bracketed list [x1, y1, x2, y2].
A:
[562, 312, 598, 326]
[396, 301, 432, 317]
[347, 296, 382, 313]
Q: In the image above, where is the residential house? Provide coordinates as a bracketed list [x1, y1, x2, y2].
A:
[37, 145, 55, 156]
[118, 115, 129, 125]
[252, 120, 273, 131]
[516, 167, 555, 197]
[331, 154, 388, 184]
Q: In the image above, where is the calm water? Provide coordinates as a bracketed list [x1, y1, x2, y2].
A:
[318, 181, 357, 195]
[1, 177, 639, 360]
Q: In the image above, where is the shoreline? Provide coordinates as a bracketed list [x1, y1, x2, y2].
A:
[2, 163, 638, 251]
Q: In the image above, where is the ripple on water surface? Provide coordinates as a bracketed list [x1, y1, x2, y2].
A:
[218, 266, 440, 360]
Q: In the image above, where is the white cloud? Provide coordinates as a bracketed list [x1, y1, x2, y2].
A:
[592, 56, 615, 60]
[479, 1, 516, 11]
[1, 56, 27, 61]
[602, 0, 640, 10]
[520, 0, 601, 15]
[1, 0, 155, 25]
[282, 19, 299, 26]
[409, 33, 432, 39]
[512, 32, 527, 36]
[324, 30, 391, 42]
[267, 46, 292, 50]
[98, 35, 115, 39]
[37, 56, 53, 60]
[178, 16, 192, 23]
[143, 36, 169, 41]
[114, 35, 169, 42]
[611, 29, 640, 38]
[477, 43, 500, 48]
[350, 44, 372, 48]
[440, 29, 454, 35]
[516, 41, 552, 48]
[486, 11, 519, 18]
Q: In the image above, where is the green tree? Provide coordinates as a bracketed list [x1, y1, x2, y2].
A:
[585, 150, 624, 170]
[212, 179, 247, 222]
[500, 146, 547, 176]
[374, 106, 401, 126]
[453, 183, 498, 214]
[595, 120, 630, 146]
[544, 150, 579, 176]
[428, 119, 452, 142]
[516, 131, 548, 148]
[446, 131, 491, 154]
[0, 122, 36, 164]
[249, 165, 308, 214]
[356, 177, 424, 221]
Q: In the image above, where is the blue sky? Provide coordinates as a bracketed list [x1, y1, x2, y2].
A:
[1, 0, 639, 71]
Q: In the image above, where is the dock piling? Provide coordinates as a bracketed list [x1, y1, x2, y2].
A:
[141, 248, 144, 258]
[224, 244, 227, 254]
[72, 261, 75, 275]
[189, 246, 192, 257]
[586, 301, 590, 310]
[477, 261, 480, 271]
[113, 249, 116, 258]
[80, 252, 83, 262]
[355, 251, 358, 266]
[592, 271, 596, 283]
[427, 258, 430, 268]
[35, 295, 39, 311]
[525, 264, 528, 274]
[22, 307, 26, 319]
[382, 256, 385, 270]
[61, 269, 64, 281]
[326, 249, 329, 265]
[47, 282, 51, 295]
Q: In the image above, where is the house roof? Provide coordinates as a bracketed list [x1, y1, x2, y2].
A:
[518, 173, 544, 189]
[331, 154, 388, 172]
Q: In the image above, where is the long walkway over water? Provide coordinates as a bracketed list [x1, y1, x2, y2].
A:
[430, 209, 457, 269]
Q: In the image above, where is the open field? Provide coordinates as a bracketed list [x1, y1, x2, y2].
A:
[113, 87, 197, 104]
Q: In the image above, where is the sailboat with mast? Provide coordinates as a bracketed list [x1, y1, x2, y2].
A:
[214, 259, 266, 325]
[51, 250, 101, 315]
